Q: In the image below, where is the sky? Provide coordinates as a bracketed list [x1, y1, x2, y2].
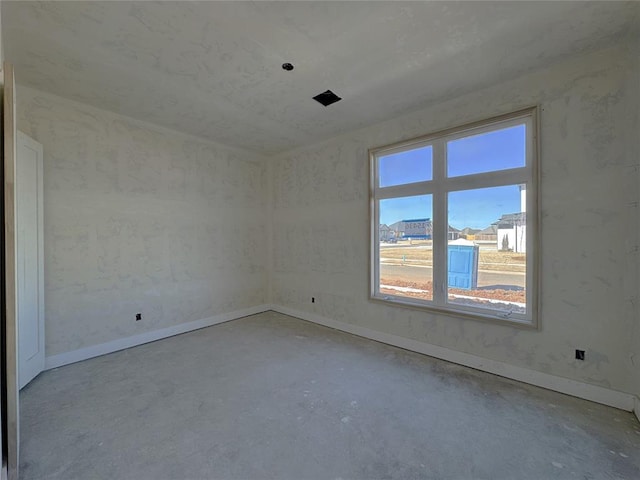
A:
[378, 124, 526, 229]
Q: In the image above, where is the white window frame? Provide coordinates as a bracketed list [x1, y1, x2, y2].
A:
[369, 107, 539, 328]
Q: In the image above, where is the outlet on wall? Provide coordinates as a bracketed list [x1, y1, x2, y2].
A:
[311, 297, 315, 303]
[575, 349, 585, 361]
[136, 313, 142, 321]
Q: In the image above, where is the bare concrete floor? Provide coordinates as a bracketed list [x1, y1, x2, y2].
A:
[20, 312, 640, 479]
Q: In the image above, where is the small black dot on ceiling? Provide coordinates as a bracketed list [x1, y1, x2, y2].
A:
[282, 63, 294, 71]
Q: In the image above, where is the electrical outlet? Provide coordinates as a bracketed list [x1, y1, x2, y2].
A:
[575, 349, 585, 361]
[312, 297, 315, 303]
[136, 313, 142, 321]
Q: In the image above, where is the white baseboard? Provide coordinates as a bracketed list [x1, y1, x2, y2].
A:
[635, 396, 640, 423]
[271, 305, 636, 412]
[45, 304, 271, 370]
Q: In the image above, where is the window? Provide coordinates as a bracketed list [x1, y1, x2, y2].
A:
[370, 108, 538, 326]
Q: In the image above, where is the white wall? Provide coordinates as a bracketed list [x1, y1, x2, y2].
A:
[0, 4, 4, 473]
[0, 5, 4, 82]
[270, 43, 640, 396]
[16, 86, 268, 357]
[631, 42, 640, 400]
[0, 5, 3, 66]
[497, 225, 526, 254]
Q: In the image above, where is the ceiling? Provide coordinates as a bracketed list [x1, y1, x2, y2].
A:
[3, 1, 638, 154]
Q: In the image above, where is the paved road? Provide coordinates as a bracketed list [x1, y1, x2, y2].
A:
[380, 264, 525, 289]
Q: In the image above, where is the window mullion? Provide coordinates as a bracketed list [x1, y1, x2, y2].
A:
[375, 181, 436, 200]
[432, 139, 447, 306]
[442, 168, 529, 193]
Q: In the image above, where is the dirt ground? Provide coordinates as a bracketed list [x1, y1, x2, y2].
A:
[380, 278, 526, 304]
[381, 243, 525, 273]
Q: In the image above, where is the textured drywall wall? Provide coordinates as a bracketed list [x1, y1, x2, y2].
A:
[0, 4, 3, 66]
[16, 86, 268, 357]
[632, 42, 640, 398]
[270, 44, 640, 395]
[0, 4, 4, 81]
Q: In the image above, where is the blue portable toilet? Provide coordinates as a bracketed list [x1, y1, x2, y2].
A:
[448, 239, 479, 290]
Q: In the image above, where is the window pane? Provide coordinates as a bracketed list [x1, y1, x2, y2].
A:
[379, 145, 432, 187]
[379, 195, 433, 301]
[447, 185, 526, 315]
[447, 124, 525, 177]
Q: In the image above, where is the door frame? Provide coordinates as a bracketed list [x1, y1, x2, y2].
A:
[3, 61, 20, 480]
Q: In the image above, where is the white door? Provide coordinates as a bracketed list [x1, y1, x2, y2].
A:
[17, 131, 44, 389]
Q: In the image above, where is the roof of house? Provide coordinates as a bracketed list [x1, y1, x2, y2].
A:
[477, 224, 497, 235]
[497, 212, 526, 227]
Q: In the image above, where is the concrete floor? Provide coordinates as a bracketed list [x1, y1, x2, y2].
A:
[20, 312, 640, 479]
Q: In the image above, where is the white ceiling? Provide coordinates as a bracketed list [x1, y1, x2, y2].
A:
[3, 1, 638, 154]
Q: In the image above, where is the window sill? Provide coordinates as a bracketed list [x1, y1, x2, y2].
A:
[370, 293, 538, 330]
